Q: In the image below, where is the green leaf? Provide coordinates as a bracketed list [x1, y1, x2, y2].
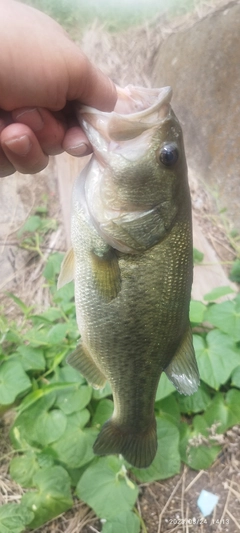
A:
[40, 217, 58, 233]
[179, 418, 221, 471]
[229, 259, 240, 283]
[55, 282, 75, 303]
[37, 448, 57, 468]
[43, 348, 68, 373]
[10, 451, 39, 488]
[194, 331, 240, 389]
[204, 286, 235, 301]
[55, 385, 92, 414]
[53, 364, 86, 385]
[23, 326, 50, 346]
[102, 512, 140, 533]
[0, 503, 34, 533]
[0, 361, 31, 404]
[10, 394, 56, 449]
[6, 293, 32, 315]
[92, 381, 112, 399]
[204, 390, 240, 433]
[175, 383, 211, 414]
[35, 205, 48, 214]
[52, 410, 97, 468]
[92, 399, 114, 427]
[47, 323, 69, 344]
[155, 372, 175, 401]
[15, 346, 45, 371]
[18, 215, 42, 235]
[38, 307, 63, 322]
[43, 252, 64, 280]
[231, 365, 240, 387]
[205, 299, 240, 342]
[190, 300, 206, 323]
[21, 466, 73, 528]
[35, 409, 67, 446]
[193, 248, 204, 264]
[16, 382, 77, 414]
[16, 389, 45, 414]
[76, 456, 139, 520]
[132, 416, 180, 482]
[155, 394, 180, 426]
[65, 322, 79, 340]
[4, 327, 22, 345]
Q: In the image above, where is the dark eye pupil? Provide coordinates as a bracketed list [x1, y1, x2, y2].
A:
[159, 143, 179, 166]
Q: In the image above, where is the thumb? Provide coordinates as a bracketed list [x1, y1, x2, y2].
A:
[67, 48, 117, 112]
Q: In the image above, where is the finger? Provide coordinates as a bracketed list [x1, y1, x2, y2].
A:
[0, 112, 11, 133]
[12, 107, 66, 155]
[67, 50, 117, 112]
[62, 126, 92, 156]
[60, 102, 92, 156]
[0, 143, 15, 177]
[1, 123, 49, 174]
[0, 112, 17, 176]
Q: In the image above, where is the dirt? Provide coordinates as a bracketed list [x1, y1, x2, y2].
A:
[0, 1, 239, 532]
[139, 440, 240, 533]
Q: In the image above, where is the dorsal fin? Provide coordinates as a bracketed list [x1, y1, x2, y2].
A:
[57, 248, 75, 289]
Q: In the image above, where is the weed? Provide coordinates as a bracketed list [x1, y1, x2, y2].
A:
[0, 239, 240, 531]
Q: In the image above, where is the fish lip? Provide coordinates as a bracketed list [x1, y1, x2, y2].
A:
[75, 86, 173, 145]
[114, 85, 172, 119]
[76, 85, 172, 120]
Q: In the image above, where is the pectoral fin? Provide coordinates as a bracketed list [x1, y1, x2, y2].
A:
[164, 327, 200, 395]
[90, 248, 121, 301]
[58, 248, 75, 289]
[67, 341, 106, 389]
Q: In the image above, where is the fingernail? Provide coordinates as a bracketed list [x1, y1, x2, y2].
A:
[66, 143, 92, 157]
[14, 108, 44, 131]
[4, 135, 32, 156]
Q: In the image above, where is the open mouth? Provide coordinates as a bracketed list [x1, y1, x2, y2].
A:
[76, 85, 172, 144]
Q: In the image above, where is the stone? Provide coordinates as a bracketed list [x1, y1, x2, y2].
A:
[153, 1, 240, 230]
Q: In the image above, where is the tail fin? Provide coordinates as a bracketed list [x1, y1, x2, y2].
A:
[93, 418, 157, 468]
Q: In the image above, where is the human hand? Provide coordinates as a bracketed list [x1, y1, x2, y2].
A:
[0, 0, 116, 177]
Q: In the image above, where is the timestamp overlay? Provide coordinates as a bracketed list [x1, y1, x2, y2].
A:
[165, 517, 231, 527]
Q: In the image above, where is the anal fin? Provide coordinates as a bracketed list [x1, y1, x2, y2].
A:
[90, 247, 121, 302]
[164, 326, 200, 395]
[67, 341, 106, 389]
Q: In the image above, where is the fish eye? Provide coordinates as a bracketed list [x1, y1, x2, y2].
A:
[159, 142, 179, 166]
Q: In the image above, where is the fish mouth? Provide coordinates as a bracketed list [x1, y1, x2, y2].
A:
[75, 85, 172, 144]
[114, 85, 172, 117]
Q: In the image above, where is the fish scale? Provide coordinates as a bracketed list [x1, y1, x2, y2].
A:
[58, 85, 199, 468]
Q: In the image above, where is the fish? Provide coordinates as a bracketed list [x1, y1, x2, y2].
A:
[58, 85, 200, 468]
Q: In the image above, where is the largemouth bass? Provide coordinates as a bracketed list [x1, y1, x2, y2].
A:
[58, 85, 199, 468]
